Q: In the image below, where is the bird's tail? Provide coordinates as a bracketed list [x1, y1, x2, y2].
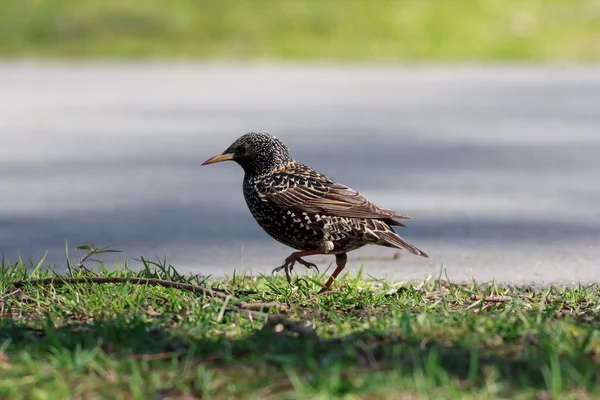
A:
[378, 231, 429, 258]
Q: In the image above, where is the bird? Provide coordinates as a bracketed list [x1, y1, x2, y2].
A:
[201, 132, 428, 293]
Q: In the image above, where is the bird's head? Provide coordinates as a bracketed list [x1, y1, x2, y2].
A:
[202, 132, 294, 176]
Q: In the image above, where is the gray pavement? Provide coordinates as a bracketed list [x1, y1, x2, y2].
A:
[1, 62, 599, 286]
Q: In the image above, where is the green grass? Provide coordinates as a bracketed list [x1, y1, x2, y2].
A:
[1, 0, 599, 61]
[1, 247, 600, 399]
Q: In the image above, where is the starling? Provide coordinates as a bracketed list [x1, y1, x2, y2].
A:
[202, 132, 428, 292]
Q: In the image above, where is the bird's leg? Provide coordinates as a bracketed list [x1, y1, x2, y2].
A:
[318, 253, 347, 294]
[272, 249, 325, 284]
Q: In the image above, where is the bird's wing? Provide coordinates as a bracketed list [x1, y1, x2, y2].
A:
[256, 163, 412, 221]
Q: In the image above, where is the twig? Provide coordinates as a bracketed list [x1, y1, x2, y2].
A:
[237, 301, 288, 313]
[311, 290, 340, 297]
[14, 276, 327, 346]
[263, 314, 318, 338]
[12, 277, 230, 300]
[472, 304, 495, 313]
[129, 351, 183, 361]
[225, 308, 320, 339]
[77, 248, 96, 269]
[11, 276, 289, 313]
[470, 294, 512, 303]
[227, 307, 268, 320]
[517, 294, 557, 303]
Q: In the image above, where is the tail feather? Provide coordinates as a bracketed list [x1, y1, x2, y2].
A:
[383, 218, 406, 227]
[390, 212, 412, 220]
[377, 231, 429, 258]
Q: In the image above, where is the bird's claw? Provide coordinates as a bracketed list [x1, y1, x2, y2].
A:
[272, 256, 320, 285]
[272, 260, 295, 284]
[296, 257, 319, 274]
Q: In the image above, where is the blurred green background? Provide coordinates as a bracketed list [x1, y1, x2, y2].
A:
[1, 0, 599, 61]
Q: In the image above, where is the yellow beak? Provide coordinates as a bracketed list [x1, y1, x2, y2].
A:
[201, 152, 234, 166]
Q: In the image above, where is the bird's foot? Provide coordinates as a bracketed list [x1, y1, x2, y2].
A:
[295, 257, 319, 274]
[272, 256, 297, 284]
[272, 251, 323, 286]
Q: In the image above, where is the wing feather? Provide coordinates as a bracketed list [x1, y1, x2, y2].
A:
[256, 163, 412, 221]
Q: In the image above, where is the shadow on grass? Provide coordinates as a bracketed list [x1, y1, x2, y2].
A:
[1, 313, 598, 395]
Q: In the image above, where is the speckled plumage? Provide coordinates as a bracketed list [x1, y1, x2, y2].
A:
[202, 132, 428, 292]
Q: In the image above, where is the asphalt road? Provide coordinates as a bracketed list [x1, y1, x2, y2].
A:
[1, 62, 599, 286]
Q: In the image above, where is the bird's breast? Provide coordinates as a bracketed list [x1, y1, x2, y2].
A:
[242, 178, 325, 248]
